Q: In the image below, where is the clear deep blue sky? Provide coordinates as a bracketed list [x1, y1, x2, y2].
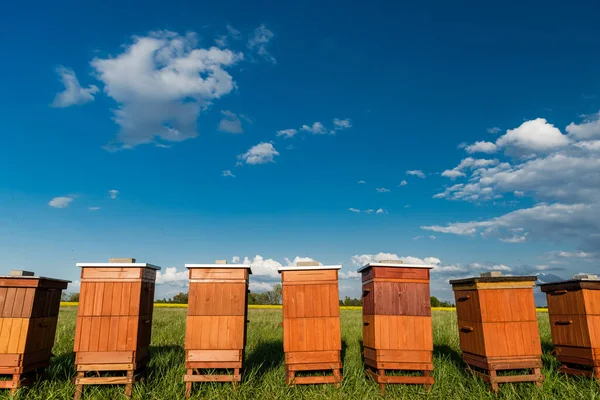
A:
[1, 1, 599, 301]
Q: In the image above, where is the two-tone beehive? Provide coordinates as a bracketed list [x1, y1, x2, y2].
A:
[279, 261, 342, 386]
[358, 261, 434, 392]
[73, 258, 160, 399]
[0, 271, 69, 394]
[450, 273, 543, 391]
[183, 261, 251, 396]
[539, 274, 600, 380]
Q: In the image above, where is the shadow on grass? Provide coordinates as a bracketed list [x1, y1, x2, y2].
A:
[245, 340, 284, 376]
[433, 344, 464, 368]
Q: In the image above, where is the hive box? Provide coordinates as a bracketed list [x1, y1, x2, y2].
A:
[279, 262, 342, 386]
[358, 261, 434, 392]
[450, 274, 543, 391]
[183, 261, 252, 396]
[539, 277, 600, 379]
[0, 271, 69, 394]
[73, 258, 160, 399]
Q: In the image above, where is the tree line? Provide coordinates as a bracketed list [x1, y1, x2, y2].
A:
[63, 291, 454, 307]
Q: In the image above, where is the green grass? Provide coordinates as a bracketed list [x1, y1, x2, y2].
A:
[2, 309, 599, 399]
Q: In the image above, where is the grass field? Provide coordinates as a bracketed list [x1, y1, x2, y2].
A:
[2, 308, 599, 399]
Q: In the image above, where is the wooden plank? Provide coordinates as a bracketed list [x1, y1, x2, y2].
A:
[2, 288, 16, 317]
[287, 362, 342, 371]
[81, 268, 142, 280]
[185, 361, 242, 369]
[374, 282, 431, 316]
[583, 289, 600, 315]
[479, 289, 537, 322]
[184, 374, 240, 382]
[188, 283, 246, 316]
[286, 350, 340, 364]
[186, 350, 242, 362]
[76, 363, 134, 371]
[75, 377, 132, 385]
[374, 316, 433, 351]
[0, 353, 21, 366]
[10, 288, 26, 317]
[190, 268, 246, 281]
[372, 267, 429, 281]
[549, 315, 590, 348]
[282, 270, 337, 283]
[76, 351, 134, 364]
[290, 375, 340, 385]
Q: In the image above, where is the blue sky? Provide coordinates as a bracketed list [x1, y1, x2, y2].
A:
[1, 1, 599, 303]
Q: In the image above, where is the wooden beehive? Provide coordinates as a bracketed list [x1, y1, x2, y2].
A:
[450, 273, 543, 391]
[183, 261, 252, 396]
[279, 261, 342, 386]
[358, 261, 434, 392]
[0, 271, 69, 394]
[73, 258, 160, 399]
[539, 276, 600, 379]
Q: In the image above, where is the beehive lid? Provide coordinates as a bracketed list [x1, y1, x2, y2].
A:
[186, 262, 252, 274]
[357, 260, 434, 273]
[450, 273, 537, 290]
[278, 261, 341, 272]
[76, 258, 161, 270]
[0, 271, 71, 288]
[538, 274, 600, 292]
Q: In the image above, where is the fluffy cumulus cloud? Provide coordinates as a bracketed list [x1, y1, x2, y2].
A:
[465, 141, 497, 154]
[398, 180, 408, 186]
[376, 187, 390, 193]
[247, 24, 276, 64]
[238, 142, 279, 165]
[429, 114, 600, 253]
[332, 118, 352, 130]
[218, 110, 244, 134]
[222, 170, 235, 178]
[278, 118, 352, 139]
[496, 118, 569, 154]
[49, 196, 74, 208]
[91, 31, 243, 149]
[51, 66, 99, 108]
[108, 189, 119, 199]
[156, 266, 188, 285]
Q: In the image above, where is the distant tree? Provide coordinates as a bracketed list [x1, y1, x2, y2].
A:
[266, 284, 282, 305]
[430, 296, 441, 307]
[62, 292, 80, 302]
[172, 292, 188, 304]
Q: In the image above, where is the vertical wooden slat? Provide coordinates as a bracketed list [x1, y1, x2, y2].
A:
[3, 288, 16, 317]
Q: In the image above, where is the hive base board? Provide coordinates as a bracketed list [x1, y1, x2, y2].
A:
[463, 353, 544, 392]
[559, 363, 600, 380]
[285, 367, 342, 386]
[365, 367, 433, 393]
[0, 371, 41, 395]
[184, 367, 242, 398]
[73, 363, 147, 400]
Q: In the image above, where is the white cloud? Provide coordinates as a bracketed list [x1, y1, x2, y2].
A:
[398, 180, 408, 186]
[441, 169, 466, 180]
[222, 170, 235, 177]
[218, 110, 244, 134]
[357, 180, 366, 184]
[376, 188, 390, 193]
[91, 31, 243, 149]
[247, 24, 276, 64]
[88, 207, 101, 211]
[240, 255, 282, 277]
[239, 142, 279, 165]
[51, 66, 98, 108]
[406, 170, 426, 178]
[232, 256, 241, 263]
[348, 208, 361, 213]
[339, 270, 360, 279]
[429, 235, 437, 240]
[487, 127, 502, 134]
[156, 267, 188, 285]
[376, 208, 386, 214]
[283, 256, 321, 266]
[215, 24, 242, 48]
[566, 111, 600, 140]
[556, 251, 592, 258]
[333, 118, 352, 130]
[465, 141, 497, 154]
[108, 189, 119, 199]
[301, 122, 327, 135]
[276, 129, 298, 139]
[496, 118, 569, 153]
[249, 281, 276, 292]
[574, 140, 600, 151]
[49, 196, 74, 208]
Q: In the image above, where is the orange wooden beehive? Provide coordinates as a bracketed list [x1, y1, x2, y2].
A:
[450, 273, 543, 391]
[73, 258, 160, 399]
[358, 261, 434, 392]
[539, 275, 600, 379]
[0, 270, 69, 394]
[279, 261, 342, 386]
[183, 261, 251, 396]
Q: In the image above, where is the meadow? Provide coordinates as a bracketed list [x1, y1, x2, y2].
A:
[2, 308, 599, 399]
